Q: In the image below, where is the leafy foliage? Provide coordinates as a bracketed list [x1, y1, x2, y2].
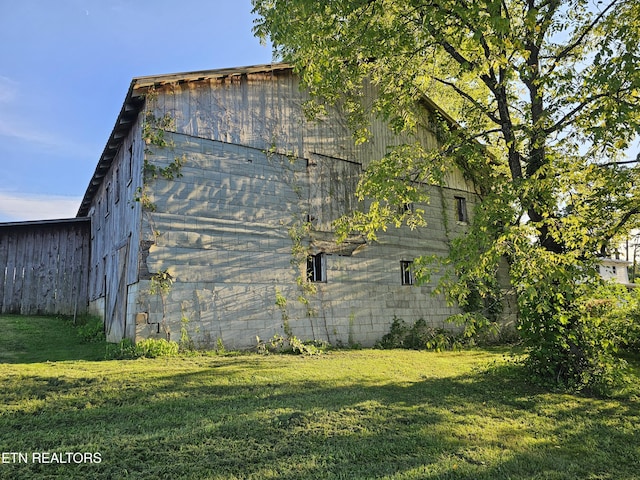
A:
[76, 316, 106, 344]
[377, 316, 511, 352]
[253, 0, 640, 392]
[105, 338, 180, 359]
[105, 338, 138, 359]
[142, 110, 175, 150]
[149, 269, 173, 296]
[134, 338, 180, 358]
[378, 317, 462, 351]
[256, 334, 329, 355]
[597, 285, 640, 353]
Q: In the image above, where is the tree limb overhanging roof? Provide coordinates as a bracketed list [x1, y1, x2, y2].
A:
[76, 62, 458, 217]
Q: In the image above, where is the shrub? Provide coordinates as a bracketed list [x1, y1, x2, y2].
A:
[256, 334, 329, 355]
[602, 286, 640, 353]
[517, 279, 634, 395]
[105, 339, 137, 359]
[377, 317, 463, 351]
[377, 316, 410, 348]
[105, 338, 180, 359]
[76, 316, 106, 343]
[135, 338, 180, 358]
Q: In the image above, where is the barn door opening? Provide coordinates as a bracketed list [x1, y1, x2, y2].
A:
[105, 240, 129, 342]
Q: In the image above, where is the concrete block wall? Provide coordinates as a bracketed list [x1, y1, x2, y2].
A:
[131, 133, 474, 349]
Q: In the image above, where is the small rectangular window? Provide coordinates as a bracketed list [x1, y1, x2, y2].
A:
[401, 260, 414, 285]
[115, 168, 120, 204]
[398, 203, 414, 214]
[105, 183, 111, 217]
[455, 196, 468, 223]
[96, 200, 102, 230]
[128, 144, 134, 183]
[307, 253, 326, 282]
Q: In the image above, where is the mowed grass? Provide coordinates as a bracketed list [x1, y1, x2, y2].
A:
[0, 315, 105, 363]
[0, 315, 639, 479]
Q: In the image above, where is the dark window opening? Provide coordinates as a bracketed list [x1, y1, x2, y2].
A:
[401, 260, 414, 285]
[105, 183, 111, 217]
[399, 203, 414, 214]
[128, 144, 134, 183]
[307, 253, 326, 282]
[455, 196, 468, 223]
[115, 168, 120, 204]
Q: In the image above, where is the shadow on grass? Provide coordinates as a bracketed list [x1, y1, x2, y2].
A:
[1, 355, 639, 479]
[0, 315, 106, 363]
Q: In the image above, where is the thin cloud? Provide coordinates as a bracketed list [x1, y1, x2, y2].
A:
[0, 75, 18, 103]
[0, 77, 97, 157]
[0, 117, 61, 147]
[0, 116, 97, 158]
[0, 191, 81, 222]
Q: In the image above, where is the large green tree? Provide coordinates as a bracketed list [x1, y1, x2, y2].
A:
[253, 0, 640, 391]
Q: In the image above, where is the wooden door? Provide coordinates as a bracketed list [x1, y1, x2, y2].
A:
[105, 241, 129, 342]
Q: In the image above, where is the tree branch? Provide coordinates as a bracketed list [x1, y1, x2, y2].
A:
[431, 76, 502, 125]
[599, 207, 640, 255]
[544, 91, 618, 136]
[544, 0, 621, 76]
[599, 159, 639, 167]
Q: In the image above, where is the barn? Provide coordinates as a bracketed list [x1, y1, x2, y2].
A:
[2, 63, 480, 349]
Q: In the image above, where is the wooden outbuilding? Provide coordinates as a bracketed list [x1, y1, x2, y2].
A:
[0, 218, 90, 317]
[73, 63, 479, 348]
[2, 63, 481, 348]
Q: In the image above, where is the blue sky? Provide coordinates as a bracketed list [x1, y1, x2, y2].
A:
[0, 0, 273, 222]
[2, 2, 637, 223]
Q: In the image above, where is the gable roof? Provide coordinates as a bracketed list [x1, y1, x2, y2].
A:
[76, 62, 458, 217]
[76, 63, 292, 217]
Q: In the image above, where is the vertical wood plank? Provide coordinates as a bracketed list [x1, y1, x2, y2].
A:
[10, 231, 27, 312]
[77, 224, 91, 314]
[53, 230, 71, 315]
[20, 229, 36, 315]
[40, 227, 56, 314]
[33, 228, 47, 315]
[0, 230, 9, 313]
[4, 232, 18, 313]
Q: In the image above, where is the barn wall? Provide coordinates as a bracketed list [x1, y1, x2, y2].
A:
[149, 71, 474, 192]
[86, 113, 145, 341]
[0, 219, 90, 316]
[137, 132, 475, 349]
[93, 68, 481, 347]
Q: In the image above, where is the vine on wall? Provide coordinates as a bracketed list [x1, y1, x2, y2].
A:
[134, 88, 185, 212]
[266, 143, 319, 331]
[136, 88, 186, 340]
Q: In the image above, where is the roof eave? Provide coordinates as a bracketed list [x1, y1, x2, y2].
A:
[76, 80, 144, 217]
[75, 62, 461, 218]
[76, 63, 293, 218]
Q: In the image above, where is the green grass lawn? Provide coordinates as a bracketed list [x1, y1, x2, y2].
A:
[0, 315, 106, 363]
[0, 315, 639, 479]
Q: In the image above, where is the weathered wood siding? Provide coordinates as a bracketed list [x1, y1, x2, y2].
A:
[148, 71, 472, 191]
[0, 219, 90, 316]
[86, 113, 145, 341]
